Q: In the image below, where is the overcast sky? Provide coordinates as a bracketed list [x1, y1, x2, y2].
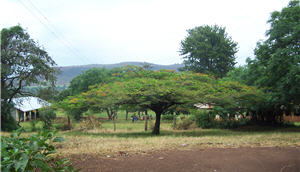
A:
[1, 0, 290, 67]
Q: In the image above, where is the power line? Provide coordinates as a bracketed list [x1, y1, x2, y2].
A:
[17, 0, 92, 65]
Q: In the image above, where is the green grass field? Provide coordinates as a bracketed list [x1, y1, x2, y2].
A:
[11, 118, 300, 157]
[4, 110, 300, 157]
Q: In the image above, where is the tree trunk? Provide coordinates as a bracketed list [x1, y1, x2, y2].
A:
[145, 110, 148, 131]
[106, 109, 112, 120]
[113, 114, 116, 132]
[126, 110, 128, 120]
[173, 115, 176, 129]
[138, 111, 141, 119]
[67, 115, 71, 130]
[152, 111, 161, 135]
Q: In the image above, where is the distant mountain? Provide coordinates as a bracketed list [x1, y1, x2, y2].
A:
[55, 62, 184, 85]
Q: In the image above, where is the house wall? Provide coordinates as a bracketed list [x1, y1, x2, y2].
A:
[11, 108, 39, 121]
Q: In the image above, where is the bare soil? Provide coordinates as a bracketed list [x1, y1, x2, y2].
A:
[71, 147, 300, 172]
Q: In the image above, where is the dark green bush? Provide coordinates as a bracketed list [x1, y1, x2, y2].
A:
[70, 109, 85, 121]
[194, 110, 250, 129]
[1, 129, 79, 172]
[1, 102, 18, 131]
[40, 107, 57, 129]
[219, 118, 250, 129]
[30, 120, 38, 132]
[194, 110, 216, 128]
[173, 115, 195, 130]
[162, 114, 174, 120]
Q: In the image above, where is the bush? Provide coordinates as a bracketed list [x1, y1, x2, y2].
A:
[149, 119, 156, 131]
[218, 118, 250, 129]
[61, 116, 73, 131]
[40, 107, 56, 129]
[194, 110, 216, 128]
[1, 129, 79, 172]
[194, 110, 250, 129]
[30, 120, 38, 132]
[70, 109, 85, 121]
[162, 114, 174, 120]
[1, 102, 18, 131]
[79, 115, 101, 131]
[173, 115, 195, 130]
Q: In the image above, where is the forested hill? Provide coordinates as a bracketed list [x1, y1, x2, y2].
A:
[55, 62, 183, 85]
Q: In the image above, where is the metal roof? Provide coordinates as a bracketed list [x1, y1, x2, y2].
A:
[12, 96, 51, 112]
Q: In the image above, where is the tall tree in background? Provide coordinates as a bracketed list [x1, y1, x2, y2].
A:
[247, 0, 300, 115]
[180, 25, 238, 78]
[1, 25, 58, 130]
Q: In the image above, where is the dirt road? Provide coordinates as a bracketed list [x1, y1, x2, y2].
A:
[71, 147, 300, 172]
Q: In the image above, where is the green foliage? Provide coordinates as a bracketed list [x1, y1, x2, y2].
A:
[162, 114, 174, 120]
[40, 107, 57, 129]
[1, 129, 79, 172]
[234, 0, 300, 124]
[194, 110, 216, 129]
[58, 94, 89, 121]
[1, 102, 18, 131]
[180, 25, 238, 78]
[30, 120, 38, 132]
[61, 68, 264, 134]
[1, 25, 58, 131]
[36, 86, 59, 102]
[69, 68, 110, 95]
[173, 115, 195, 130]
[223, 66, 249, 85]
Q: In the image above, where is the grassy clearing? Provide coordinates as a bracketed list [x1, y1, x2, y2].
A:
[3, 116, 300, 158]
[53, 120, 300, 157]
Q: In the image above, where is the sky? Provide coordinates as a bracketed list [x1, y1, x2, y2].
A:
[1, 0, 290, 67]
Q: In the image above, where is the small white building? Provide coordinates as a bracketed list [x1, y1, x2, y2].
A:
[194, 103, 214, 109]
[11, 97, 51, 122]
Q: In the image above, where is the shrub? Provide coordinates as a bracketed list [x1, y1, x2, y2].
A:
[70, 109, 85, 121]
[61, 116, 73, 131]
[149, 119, 156, 131]
[40, 107, 56, 129]
[30, 120, 38, 132]
[1, 102, 18, 131]
[79, 115, 101, 131]
[1, 128, 79, 172]
[194, 110, 216, 128]
[173, 115, 195, 130]
[162, 114, 174, 120]
[218, 118, 250, 129]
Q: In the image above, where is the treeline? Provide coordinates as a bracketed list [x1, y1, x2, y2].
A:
[224, 0, 300, 122]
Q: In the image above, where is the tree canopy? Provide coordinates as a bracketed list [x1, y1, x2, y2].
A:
[60, 69, 263, 134]
[1, 25, 58, 130]
[245, 0, 300, 119]
[180, 25, 238, 78]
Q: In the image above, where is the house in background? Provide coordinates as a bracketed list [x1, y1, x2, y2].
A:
[11, 96, 51, 122]
[194, 103, 214, 110]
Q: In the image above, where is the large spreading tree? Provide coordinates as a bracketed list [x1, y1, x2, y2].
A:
[1, 25, 58, 130]
[62, 69, 263, 134]
[180, 25, 238, 78]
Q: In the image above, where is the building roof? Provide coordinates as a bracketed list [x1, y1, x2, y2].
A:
[12, 96, 51, 112]
[194, 103, 214, 109]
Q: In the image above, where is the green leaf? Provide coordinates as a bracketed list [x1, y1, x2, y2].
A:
[53, 137, 65, 142]
[14, 153, 29, 172]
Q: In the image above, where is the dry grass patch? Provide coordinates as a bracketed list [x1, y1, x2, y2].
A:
[56, 127, 300, 157]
